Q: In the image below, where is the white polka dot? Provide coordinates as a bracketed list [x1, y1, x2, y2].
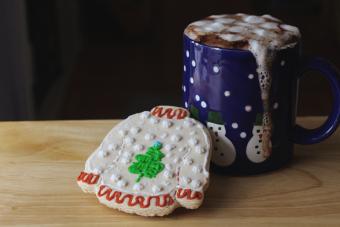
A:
[224, 91, 231, 97]
[190, 77, 194, 84]
[213, 65, 219, 73]
[232, 122, 238, 129]
[195, 95, 200, 101]
[182, 85, 186, 92]
[183, 65, 186, 72]
[245, 105, 252, 112]
[240, 132, 247, 138]
[186, 50, 189, 58]
[184, 102, 188, 108]
[248, 74, 254, 79]
[191, 60, 196, 67]
[201, 101, 207, 108]
[273, 102, 279, 109]
[281, 60, 285, 66]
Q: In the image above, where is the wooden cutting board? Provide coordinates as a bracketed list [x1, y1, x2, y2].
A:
[0, 118, 339, 226]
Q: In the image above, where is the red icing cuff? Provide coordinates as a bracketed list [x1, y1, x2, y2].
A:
[150, 106, 188, 119]
[176, 188, 203, 200]
[97, 185, 175, 208]
[77, 171, 100, 185]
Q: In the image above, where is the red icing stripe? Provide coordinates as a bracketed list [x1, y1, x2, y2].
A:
[176, 188, 203, 200]
[151, 106, 188, 119]
[97, 185, 175, 208]
[77, 171, 100, 185]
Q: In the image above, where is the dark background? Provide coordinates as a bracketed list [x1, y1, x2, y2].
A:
[0, 0, 339, 120]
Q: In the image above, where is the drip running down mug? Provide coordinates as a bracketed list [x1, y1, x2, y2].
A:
[182, 32, 340, 174]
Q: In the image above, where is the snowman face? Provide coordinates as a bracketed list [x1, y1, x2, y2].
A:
[246, 125, 269, 163]
[207, 122, 236, 167]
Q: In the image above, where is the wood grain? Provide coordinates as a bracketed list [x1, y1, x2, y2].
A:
[0, 118, 339, 226]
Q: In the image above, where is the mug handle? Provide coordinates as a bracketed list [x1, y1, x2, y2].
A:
[293, 57, 340, 144]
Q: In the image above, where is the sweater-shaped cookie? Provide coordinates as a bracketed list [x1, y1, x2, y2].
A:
[77, 106, 212, 216]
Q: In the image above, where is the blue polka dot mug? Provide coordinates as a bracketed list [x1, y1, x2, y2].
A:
[182, 34, 340, 174]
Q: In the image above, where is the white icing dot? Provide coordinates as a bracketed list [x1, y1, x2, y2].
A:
[196, 124, 203, 129]
[183, 65, 187, 72]
[195, 145, 206, 154]
[213, 65, 219, 73]
[140, 111, 150, 119]
[181, 177, 192, 184]
[93, 167, 103, 174]
[123, 137, 135, 145]
[118, 129, 128, 137]
[190, 77, 194, 84]
[133, 144, 144, 152]
[149, 117, 159, 124]
[189, 138, 199, 146]
[117, 180, 128, 188]
[152, 185, 163, 193]
[173, 157, 181, 164]
[120, 157, 131, 164]
[98, 149, 109, 158]
[191, 60, 196, 67]
[248, 74, 254, 79]
[160, 133, 168, 139]
[224, 91, 231, 97]
[163, 181, 171, 186]
[280, 60, 285, 66]
[122, 151, 133, 159]
[133, 183, 144, 191]
[110, 173, 121, 182]
[232, 122, 238, 129]
[163, 170, 174, 179]
[240, 132, 247, 138]
[144, 133, 156, 141]
[191, 180, 202, 189]
[162, 120, 173, 128]
[107, 143, 119, 151]
[165, 163, 173, 170]
[184, 102, 188, 108]
[192, 165, 203, 173]
[189, 131, 197, 135]
[273, 102, 279, 109]
[195, 94, 200, 101]
[245, 105, 252, 112]
[171, 134, 182, 142]
[179, 147, 187, 152]
[201, 101, 207, 108]
[130, 127, 141, 135]
[183, 158, 194, 165]
[164, 144, 176, 151]
[166, 152, 173, 158]
[176, 125, 183, 130]
[182, 85, 186, 92]
[183, 119, 195, 127]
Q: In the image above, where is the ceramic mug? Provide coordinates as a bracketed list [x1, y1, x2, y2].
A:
[182, 35, 340, 174]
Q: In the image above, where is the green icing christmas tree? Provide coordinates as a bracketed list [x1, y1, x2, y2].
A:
[128, 141, 165, 182]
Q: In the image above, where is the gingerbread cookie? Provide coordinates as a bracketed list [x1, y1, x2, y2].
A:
[77, 106, 212, 216]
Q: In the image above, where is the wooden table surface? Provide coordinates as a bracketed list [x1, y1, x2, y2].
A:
[0, 118, 339, 226]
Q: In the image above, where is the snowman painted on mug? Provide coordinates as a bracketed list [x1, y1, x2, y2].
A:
[189, 105, 271, 167]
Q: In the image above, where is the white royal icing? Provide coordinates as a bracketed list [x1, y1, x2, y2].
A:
[83, 107, 212, 196]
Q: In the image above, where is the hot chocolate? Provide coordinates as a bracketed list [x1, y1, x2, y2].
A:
[184, 14, 301, 157]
